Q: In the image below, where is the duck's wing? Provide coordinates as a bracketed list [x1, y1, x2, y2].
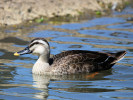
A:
[50, 50, 126, 74]
[52, 50, 106, 61]
[52, 50, 126, 64]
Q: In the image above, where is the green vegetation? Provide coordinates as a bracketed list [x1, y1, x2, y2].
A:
[125, 1, 130, 6]
[35, 17, 44, 23]
[96, 11, 102, 15]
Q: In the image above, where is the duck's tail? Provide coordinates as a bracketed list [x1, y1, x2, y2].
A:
[110, 51, 126, 64]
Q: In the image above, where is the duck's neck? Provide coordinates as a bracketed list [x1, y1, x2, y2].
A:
[32, 54, 50, 74]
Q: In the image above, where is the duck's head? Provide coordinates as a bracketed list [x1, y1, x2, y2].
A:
[14, 38, 50, 57]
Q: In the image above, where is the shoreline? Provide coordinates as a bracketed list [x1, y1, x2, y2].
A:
[0, 0, 130, 26]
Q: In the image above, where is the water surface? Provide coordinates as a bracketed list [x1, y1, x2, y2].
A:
[0, 7, 133, 100]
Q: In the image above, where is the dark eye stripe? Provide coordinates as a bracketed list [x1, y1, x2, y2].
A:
[31, 38, 49, 44]
[29, 42, 43, 48]
[29, 38, 49, 48]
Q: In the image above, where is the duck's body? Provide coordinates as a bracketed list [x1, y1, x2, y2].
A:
[14, 38, 126, 75]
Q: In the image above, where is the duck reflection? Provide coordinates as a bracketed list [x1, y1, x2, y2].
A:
[32, 74, 50, 99]
[32, 69, 113, 100]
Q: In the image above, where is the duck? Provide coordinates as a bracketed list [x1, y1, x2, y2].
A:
[14, 38, 126, 75]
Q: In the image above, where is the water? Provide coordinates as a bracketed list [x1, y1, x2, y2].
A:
[0, 7, 133, 100]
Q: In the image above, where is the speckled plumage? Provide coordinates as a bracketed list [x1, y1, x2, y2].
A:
[49, 50, 126, 74]
[15, 38, 126, 75]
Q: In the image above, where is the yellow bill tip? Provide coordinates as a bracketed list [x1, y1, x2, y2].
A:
[14, 52, 20, 56]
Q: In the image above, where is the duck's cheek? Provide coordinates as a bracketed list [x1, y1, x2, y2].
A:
[32, 47, 45, 55]
[32, 52, 40, 56]
[32, 50, 41, 55]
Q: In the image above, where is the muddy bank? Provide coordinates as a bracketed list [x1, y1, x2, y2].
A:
[0, 0, 130, 26]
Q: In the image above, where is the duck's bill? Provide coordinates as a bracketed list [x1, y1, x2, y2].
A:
[14, 47, 32, 56]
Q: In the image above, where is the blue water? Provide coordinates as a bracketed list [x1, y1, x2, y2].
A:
[0, 7, 133, 100]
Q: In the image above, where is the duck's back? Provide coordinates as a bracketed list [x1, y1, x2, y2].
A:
[50, 50, 126, 75]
